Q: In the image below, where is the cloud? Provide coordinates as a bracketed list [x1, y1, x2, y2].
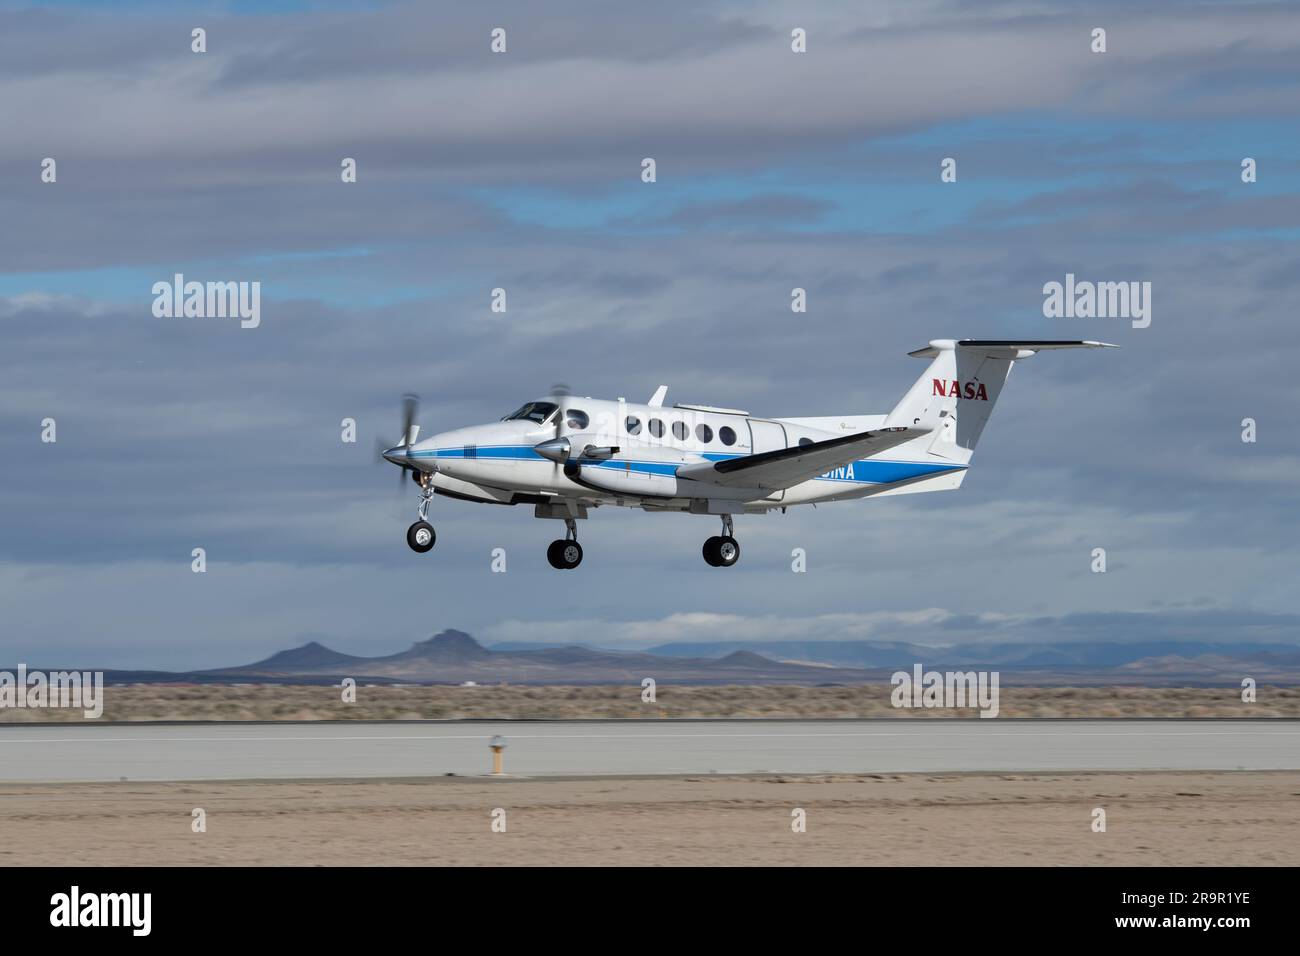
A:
[483, 607, 1300, 649]
[1, 0, 1298, 666]
[5, 2, 1299, 179]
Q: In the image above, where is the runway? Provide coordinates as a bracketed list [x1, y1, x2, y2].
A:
[1, 719, 1296, 782]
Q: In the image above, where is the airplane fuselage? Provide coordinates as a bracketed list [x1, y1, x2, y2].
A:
[380, 340, 1114, 567]
[398, 396, 964, 515]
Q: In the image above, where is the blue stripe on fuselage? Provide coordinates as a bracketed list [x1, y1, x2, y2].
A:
[407, 445, 962, 484]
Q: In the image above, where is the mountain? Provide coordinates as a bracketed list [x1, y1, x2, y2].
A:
[383, 629, 493, 664]
[235, 640, 369, 674]
[642, 640, 1300, 671]
[645, 640, 938, 668]
[47, 630, 1300, 687]
[717, 650, 784, 668]
[202, 629, 869, 684]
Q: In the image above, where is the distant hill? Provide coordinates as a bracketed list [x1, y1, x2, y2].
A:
[241, 641, 369, 673]
[643, 639, 1300, 672]
[377, 629, 493, 665]
[198, 629, 870, 684]
[34, 630, 1300, 687]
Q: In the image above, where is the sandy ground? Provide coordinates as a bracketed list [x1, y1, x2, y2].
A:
[3, 682, 1296, 722]
[2, 771, 1296, 866]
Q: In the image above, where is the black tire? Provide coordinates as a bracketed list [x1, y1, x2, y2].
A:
[406, 520, 435, 553]
[548, 539, 582, 569]
[715, 535, 740, 567]
[702, 535, 722, 567]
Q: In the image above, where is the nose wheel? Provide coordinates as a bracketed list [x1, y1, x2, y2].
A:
[703, 515, 740, 567]
[547, 518, 583, 569]
[406, 476, 437, 553]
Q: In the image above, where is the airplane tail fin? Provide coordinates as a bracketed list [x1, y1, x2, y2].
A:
[883, 339, 1117, 464]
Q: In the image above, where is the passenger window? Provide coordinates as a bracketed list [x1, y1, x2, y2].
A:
[648, 418, 665, 438]
[696, 424, 713, 443]
[566, 409, 589, 430]
[625, 416, 642, 435]
[719, 426, 736, 446]
[671, 421, 688, 440]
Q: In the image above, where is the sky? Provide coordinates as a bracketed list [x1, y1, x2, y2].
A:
[1, 0, 1298, 669]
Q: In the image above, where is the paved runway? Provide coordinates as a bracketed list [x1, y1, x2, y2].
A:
[0, 720, 1296, 782]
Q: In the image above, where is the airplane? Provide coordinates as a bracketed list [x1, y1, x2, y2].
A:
[381, 339, 1116, 569]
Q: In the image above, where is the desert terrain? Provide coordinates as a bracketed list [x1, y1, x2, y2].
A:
[1, 771, 1296, 866]
[1, 681, 1296, 722]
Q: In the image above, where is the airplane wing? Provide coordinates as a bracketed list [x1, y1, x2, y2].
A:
[675, 426, 922, 491]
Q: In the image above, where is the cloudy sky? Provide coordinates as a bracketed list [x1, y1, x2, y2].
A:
[2, 0, 1298, 669]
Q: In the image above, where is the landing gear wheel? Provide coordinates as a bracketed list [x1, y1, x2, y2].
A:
[406, 520, 436, 553]
[714, 535, 740, 567]
[547, 539, 583, 569]
[704, 514, 739, 567]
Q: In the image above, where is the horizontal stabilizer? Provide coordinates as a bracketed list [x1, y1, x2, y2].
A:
[888, 337, 1116, 456]
[909, 339, 1118, 358]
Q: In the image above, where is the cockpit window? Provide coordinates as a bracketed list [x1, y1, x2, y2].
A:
[503, 401, 558, 424]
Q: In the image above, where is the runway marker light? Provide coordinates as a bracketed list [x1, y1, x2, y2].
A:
[490, 735, 506, 775]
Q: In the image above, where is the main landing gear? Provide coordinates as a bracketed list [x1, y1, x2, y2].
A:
[406, 477, 437, 553]
[702, 514, 740, 568]
[547, 517, 583, 570]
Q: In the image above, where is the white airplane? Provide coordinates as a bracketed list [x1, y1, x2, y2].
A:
[382, 339, 1115, 569]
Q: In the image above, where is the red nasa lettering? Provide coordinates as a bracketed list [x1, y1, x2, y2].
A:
[932, 378, 989, 401]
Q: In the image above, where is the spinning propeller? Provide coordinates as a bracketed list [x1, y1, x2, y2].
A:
[378, 392, 422, 489]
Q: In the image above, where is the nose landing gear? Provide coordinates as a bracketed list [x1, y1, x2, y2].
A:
[703, 514, 740, 567]
[547, 517, 583, 569]
[406, 475, 437, 553]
